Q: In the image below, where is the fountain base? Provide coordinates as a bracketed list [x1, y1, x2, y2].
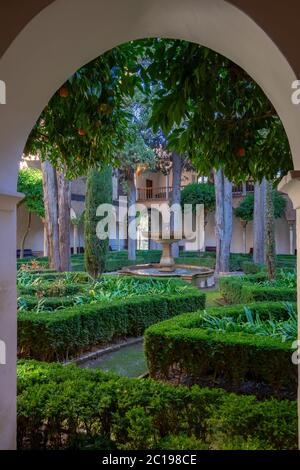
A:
[120, 263, 215, 288]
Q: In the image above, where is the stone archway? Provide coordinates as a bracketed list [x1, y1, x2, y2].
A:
[0, 0, 299, 449]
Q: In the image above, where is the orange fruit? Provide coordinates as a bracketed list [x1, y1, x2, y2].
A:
[59, 86, 69, 98]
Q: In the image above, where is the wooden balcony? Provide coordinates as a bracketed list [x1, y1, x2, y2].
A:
[137, 181, 255, 202]
[137, 186, 173, 201]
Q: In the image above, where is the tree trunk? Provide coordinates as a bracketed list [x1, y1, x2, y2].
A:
[170, 152, 182, 258]
[128, 168, 137, 261]
[214, 169, 233, 273]
[265, 180, 276, 280]
[41, 160, 60, 270]
[57, 171, 71, 272]
[253, 178, 267, 264]
[20, 211, 32, 258]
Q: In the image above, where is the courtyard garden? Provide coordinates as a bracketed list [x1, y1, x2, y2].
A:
[16, 253, 298, 450]
[14, 37, 298, 452]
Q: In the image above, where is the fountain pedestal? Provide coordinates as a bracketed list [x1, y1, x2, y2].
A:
[119, 230, 215, 288]
[159, 240, 175, 272]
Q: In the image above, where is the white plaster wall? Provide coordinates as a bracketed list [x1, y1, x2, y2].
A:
[16, 204, 44, 253]
[203, 210, 291, 254]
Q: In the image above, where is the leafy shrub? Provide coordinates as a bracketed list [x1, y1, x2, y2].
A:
[144, 303, 297, 396]
[219, 274, 296, 304]
[200, 303, 297, 342]
[17, 276, 193, 310]
[18, 288, 205, 361]
[31, 271, 92, 283]
[181, 183, 215, 213]
[18, 295, 75, 312]
[18, 281, 87, 297]
[158, 434, 209, 450]
[17, 361, 297, 450]
[242, 261, 262, 274]
[260, 269, 296, 289]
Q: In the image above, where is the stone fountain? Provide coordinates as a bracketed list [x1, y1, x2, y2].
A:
[120, 229, 215, 287]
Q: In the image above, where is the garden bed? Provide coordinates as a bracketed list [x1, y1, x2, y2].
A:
[219, 272, 296, 304]
[144, 302, 297, 398]
[17, 360, 297, 450]
[18, 276, 205, 361]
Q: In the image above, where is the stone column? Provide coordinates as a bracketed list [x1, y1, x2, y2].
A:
[278, 171, 300, 447]
[0, 191, 22, 449]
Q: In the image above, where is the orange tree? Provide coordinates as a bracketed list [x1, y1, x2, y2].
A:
[145, 39, 292, 181]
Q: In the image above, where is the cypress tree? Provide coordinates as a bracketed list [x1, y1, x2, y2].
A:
[84, 166, 112, 277]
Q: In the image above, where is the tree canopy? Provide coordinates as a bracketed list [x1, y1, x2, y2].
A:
[24, 38, 293, 183]
[25, 43, 146, 178]
[234, 190, 286, 222]
[181, 182, 215, 213]
[17, 168, 44, 218]
[145, 39, 292, 182]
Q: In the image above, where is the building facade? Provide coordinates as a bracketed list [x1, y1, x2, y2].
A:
[17, 161, 296, 257]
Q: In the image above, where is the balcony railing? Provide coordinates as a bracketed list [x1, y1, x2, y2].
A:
[137, 181, 255, 201]
[137, 186, 173, 201]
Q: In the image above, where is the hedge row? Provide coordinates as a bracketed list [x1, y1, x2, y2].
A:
[144, 303, 297, 397]
[18, 290, 205, 361]
[219, 275, 296, 304]
[17, 361, 297, 450]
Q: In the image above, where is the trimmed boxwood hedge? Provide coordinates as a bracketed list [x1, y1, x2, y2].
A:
[18, 290, 205, 361]
[219, 274, 296, 304]
[144, 303, 297, 397]
[17, 360, 297, 450]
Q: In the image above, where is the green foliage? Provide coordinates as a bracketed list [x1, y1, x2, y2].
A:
[234, 191, 286, 222]
[219, 274, 296, 304]
[181, 182, 215, 213]
[17, 274, 193, 309]
[17, 361, 297, 450]
[118, 89, 157, 174]
[18, 284, 205, 361]
[144, 303, 297, 396]
[199, 303, 297, 342]
[17, 168, 44, 218]
[18, 281, 86, 297]
[146, 39, 292, 181]
[234, 194, 254, 222]
[241, 261, 262, 274]
[25, 43, 146, 178]
[158, 435, 209, 450]
[261, 269, 296, 289]
[84, 166, 112, 277]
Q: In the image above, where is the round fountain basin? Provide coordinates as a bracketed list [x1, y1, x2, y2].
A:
[120, 263, 215, 288]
